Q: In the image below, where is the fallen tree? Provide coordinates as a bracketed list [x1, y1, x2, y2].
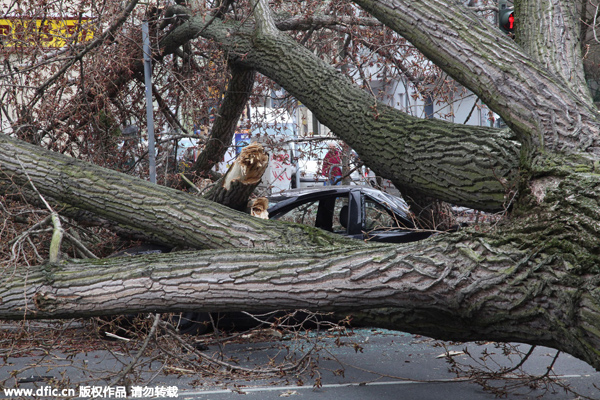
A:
[1, 128, 600, 370]
[1, 0, 600, 372]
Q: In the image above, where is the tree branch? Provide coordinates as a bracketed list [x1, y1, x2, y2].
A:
[16, 155, 64, 263]
[275, 15, 382, 31]
[352, 0, 600, 158]
[182, 16, 520, 211]
[192, 64, 256, 176]
[250, 0, 279, 38]
[0, 133, 352, 250]
[1, 235, 599, 370]
[110, 313, 161, 386]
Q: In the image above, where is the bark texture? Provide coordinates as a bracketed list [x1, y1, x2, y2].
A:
[162, 14, 521, 212]
[517, 0, 591, 106]
[2, 0, 600, 373]
[0, 134, 349, 250]
[1, 233, 599, 370]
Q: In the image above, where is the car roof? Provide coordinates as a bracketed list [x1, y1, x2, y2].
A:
[268, 186, 355, 201]
[267, 185, 411, 216]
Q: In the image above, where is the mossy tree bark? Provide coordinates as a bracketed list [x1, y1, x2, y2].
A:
[0, 135, 344, 250]
[163, 13, 521, 212]
[1, 0, 600, 371]
[1, 225, 599, 369]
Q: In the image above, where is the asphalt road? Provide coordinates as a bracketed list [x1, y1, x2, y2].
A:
[168, 329, 599, 400]
[1, 326, 598, 400]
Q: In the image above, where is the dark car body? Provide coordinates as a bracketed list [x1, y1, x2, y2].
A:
[268, 186, 431, 243]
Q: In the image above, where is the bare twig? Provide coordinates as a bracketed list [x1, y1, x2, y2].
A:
[30, 0, 141, 106]
[110, 313, 161, 386]
[15, 156, 64, 263]
[104, 332, 132, 342]
[7, 215, 52, 246]
[159, 319, 314, 376]
[179, 173, 203, 194]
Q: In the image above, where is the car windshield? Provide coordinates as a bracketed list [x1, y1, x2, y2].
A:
[372, 191, 410, 213]
[364, 194, 414, 230]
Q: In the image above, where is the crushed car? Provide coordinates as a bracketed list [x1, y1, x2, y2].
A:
[268, 186, 431, 243]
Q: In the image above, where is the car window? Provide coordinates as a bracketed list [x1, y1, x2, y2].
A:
[332, 196, 349, 233]
[271, 195, 349, 233]
[364, 198, 403, 231]
[273, 200, 319, 226]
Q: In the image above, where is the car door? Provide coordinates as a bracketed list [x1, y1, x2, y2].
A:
[338, 189, 364, 240]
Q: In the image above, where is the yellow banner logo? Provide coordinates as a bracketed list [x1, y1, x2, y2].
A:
[0, 18, 95, 48]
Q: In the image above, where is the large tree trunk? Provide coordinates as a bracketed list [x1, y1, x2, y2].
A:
[1, 228, 599, 370]
[0, 134, 344, 250]
[2, 0, 600, 373]
[2, 129, 600, 370]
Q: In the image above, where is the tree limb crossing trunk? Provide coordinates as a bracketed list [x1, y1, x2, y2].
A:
[161, 14, 521, 212]
[192, 65, 256, 176]
[1, 237, 599, 370]
[0, 133, 349, 250]
[2, 0, 600, 373]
